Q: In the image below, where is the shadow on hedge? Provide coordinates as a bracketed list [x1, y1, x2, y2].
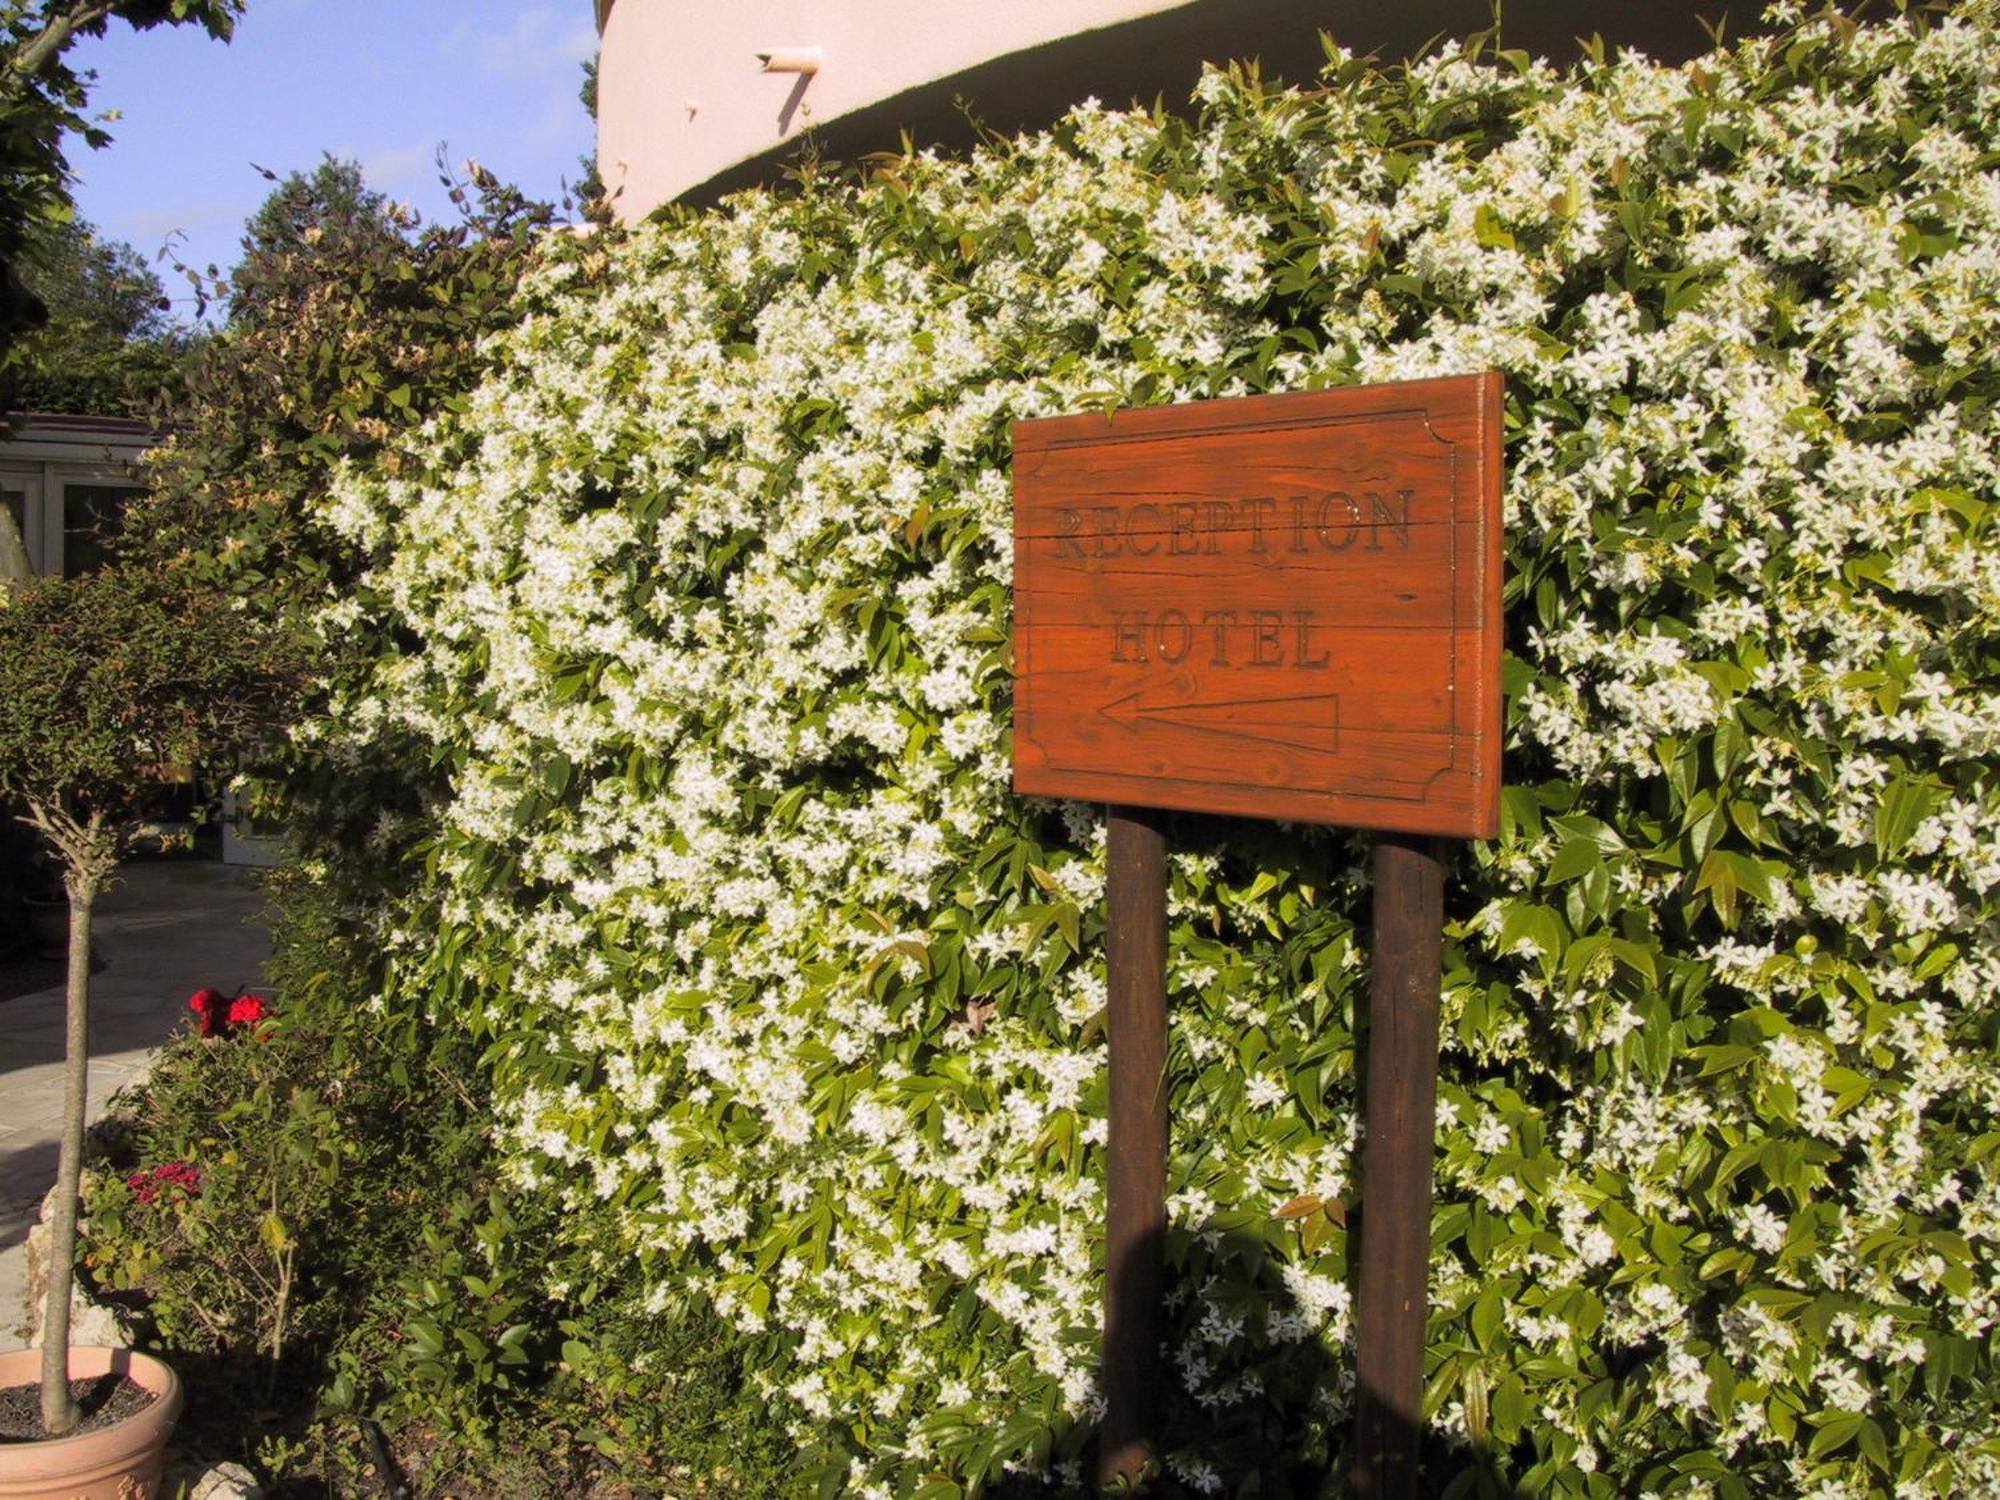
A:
[992, 1224, 1530, 1499]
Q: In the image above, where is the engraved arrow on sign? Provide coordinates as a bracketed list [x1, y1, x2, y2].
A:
[1099, 688, 1341, 754]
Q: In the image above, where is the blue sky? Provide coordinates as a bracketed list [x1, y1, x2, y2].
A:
[65, 0, 599, 316]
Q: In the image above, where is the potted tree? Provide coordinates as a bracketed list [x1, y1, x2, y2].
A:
[0, 562, 293, 1494]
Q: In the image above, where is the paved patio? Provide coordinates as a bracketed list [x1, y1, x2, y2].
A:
[0, 860, 271, 1349]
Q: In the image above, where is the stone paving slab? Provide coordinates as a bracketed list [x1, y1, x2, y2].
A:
[0, 860, 272, 1349]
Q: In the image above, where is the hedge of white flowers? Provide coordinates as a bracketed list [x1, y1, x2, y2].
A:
[303, 4, 2000, 1493]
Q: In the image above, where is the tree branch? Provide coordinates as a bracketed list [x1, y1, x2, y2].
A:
[2, 3, 121, 90]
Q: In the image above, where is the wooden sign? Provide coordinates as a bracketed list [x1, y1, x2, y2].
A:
[1012, 374, 1502, 838]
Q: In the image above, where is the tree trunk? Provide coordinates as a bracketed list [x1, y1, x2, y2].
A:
[38, 874, 95, 1436]
[0, 505, 30, 586]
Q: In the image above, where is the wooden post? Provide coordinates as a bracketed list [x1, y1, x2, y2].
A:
[1353, 833, 1445, 1500]
[1010, 377, 1500, 1497]
[1100, 804, 1169, 1490]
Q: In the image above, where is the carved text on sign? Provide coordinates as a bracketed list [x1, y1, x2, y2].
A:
[1050, 491, 1414, 558]
[1011, 375, 1502, 836]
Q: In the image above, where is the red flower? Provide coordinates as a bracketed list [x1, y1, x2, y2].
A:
[186, 988, 275, 1038]
[188, 988, 229, 1037]
[126, 1162, 201, 1206]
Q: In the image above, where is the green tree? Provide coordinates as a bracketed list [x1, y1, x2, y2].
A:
[220, 155, 406, 317]
[137, 156, 547, 590]
[0, 561, 295, 1433]
[9, 212, 191, 413]
[572, 55, 608, 223]
[129, 156, 556, 867]
[0, 1, 244, 379]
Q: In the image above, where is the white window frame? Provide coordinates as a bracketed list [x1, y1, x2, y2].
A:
[0, 417, 155, 576]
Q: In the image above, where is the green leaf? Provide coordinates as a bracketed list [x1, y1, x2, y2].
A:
[1808, 1413, 1864, 1460]
[1693, 1043, 1755, 1076]
[1547, 836, 1604, 885]
[1495, 902, 1565, 973]
[1875, 777, 1939, 858]
[1683, 791, 1725, 860]
[1767, 1394, 1800, 1443]
[1500, 784, 1545, 842]
[259, 1212, 292, 1254]
[1471, 1285, 1504, 1348]
[1693, 849, 1738, 926]
[1473, 204, 1515, 250]
[1491, 1376, 1530, 1439]
[1858, 1418, 1889, 1472]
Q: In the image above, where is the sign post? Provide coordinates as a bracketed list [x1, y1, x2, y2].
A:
[1100, 805, 1169, 1485]
[1012, 374, 1502, 1493]
[1353, 833, 1445, 1500]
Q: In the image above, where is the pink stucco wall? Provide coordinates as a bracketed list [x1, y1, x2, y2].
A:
[595, 0, 1196, 219]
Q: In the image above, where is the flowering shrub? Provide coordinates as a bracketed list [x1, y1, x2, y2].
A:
[85, 872, 788, 1494]
[186, 986, 270, 1038]
[186, 986, 225, 1036]
[290, 4, 1999, 1493]
[124, 1161, 201, 1206]
[89, 884, 520, 1459]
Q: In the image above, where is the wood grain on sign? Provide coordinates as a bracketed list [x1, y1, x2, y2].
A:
[1012, 374, 1502, 837]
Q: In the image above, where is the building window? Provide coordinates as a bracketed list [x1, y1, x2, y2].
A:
[60, 482, 138, 576]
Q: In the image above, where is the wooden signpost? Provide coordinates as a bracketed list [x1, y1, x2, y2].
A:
[1012, 374, 1502, 1495]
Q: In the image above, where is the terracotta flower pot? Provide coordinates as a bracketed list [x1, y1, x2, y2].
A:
[0, 1347, 183, 1500]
